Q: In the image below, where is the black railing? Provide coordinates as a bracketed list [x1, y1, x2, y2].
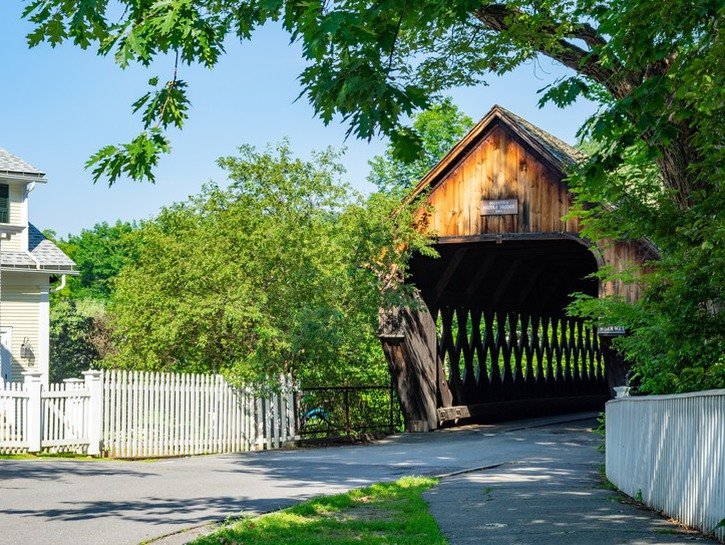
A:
[297, 383, 402, 438]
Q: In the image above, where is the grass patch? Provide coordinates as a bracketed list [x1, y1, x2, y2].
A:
[191, 476, 447, 545]
[0, 452, 96, 461]
[597, 463, 618, 491]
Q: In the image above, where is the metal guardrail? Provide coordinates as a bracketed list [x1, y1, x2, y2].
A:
[297, 383, 402, 438]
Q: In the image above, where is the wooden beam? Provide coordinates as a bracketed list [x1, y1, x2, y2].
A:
[379, 306, 440, 432]
[434, 248, 467, 302]
[436, 395, 609, 424]
[436, 232, 584, 245]
[465, 254, 496, 299]
[516, 265, 544, 307]
[491, 259, 521, 307]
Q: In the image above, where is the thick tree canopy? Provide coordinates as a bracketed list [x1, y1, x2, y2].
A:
[28, 1, 723, 392]
[23, 0, 721, 197]
[53, 221, 141, 300]
[105, 142, 433, 384]
[44, 224, 139, 380]
[367, 98, 473, 195]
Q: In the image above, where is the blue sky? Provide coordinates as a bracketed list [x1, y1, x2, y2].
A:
[0, 3, 598, 236]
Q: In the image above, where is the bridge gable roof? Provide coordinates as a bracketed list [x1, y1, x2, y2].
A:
[410, 105, 583, 200]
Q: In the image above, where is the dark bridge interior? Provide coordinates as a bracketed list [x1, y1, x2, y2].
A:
[411, 238, 599, 315]
[409, 237, 610, 423]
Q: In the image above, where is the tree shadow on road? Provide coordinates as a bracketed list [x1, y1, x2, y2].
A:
[0, 460, 158, 482]
[0, 495, 300, 526]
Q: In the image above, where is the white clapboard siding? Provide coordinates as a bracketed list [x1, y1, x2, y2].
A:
[606, 390, 725, 542]
[101, 370, 296, 458]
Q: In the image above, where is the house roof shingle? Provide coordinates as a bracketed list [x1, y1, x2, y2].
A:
[0, 148, 46, 178]
[0, 224, 76, 273]
[0, 252, 36, 268]
[28, 224, 76, 270]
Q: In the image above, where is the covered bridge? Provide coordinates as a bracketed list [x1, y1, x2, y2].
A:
[380, 105, 654, 431]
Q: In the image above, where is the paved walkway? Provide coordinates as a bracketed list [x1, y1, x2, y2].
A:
[1, 414, 711, 545]
[425, 420, 713, 544]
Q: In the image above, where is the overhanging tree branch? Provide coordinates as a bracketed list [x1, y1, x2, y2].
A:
[473, 3, 633, 99]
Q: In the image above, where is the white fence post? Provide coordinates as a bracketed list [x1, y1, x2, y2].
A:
[22, 371, 42, 453]
[83, 370, 103, 456]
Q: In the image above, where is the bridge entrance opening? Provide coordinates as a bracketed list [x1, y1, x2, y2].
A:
[410, 236, 608, 423]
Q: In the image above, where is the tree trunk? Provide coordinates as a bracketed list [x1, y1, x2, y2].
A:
[653, 125, 699, 209]
[379, 305, 442, 431]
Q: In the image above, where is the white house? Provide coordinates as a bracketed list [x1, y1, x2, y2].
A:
[0, 147, 76, 384]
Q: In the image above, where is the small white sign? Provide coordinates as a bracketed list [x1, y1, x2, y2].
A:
[598, 326, 627, 337]
[480, 198, 518, 216]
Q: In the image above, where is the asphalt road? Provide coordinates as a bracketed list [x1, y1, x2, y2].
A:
[0, 413, 597, 545]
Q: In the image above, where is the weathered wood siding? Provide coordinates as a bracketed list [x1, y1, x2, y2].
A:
[599, 240, 649, 302]
[420, 122, 647, 302]
[424, 125, 579, 238]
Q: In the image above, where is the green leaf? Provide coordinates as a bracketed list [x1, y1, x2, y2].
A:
[390, 127, 424, 164]
[86, 130, 171, 185]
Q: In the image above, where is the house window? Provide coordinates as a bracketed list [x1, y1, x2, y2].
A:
[0, 185, 8, 223]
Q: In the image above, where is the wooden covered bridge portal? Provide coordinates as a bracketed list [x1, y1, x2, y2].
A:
[380, 106, 651, 431]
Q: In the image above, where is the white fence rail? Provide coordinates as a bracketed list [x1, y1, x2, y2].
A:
[0, 381, 28, 452]
[606, 389, 725, 542]
[0, 370, 297, 457]
[102, 370, 295, 457]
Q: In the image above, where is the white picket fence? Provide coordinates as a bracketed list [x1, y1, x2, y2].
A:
[0, 381, 28, 452]
[0, 370, 297, 457]
[0, 372, 96, 454]
[606, 389, 725, 542]
[42, 379, 95, 452]
[102, 370, 296, 457]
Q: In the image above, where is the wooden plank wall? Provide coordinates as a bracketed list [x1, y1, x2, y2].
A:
[419, 122, 649, 302]
[424, 126, 579, 238]
[599, 240, 648, 302]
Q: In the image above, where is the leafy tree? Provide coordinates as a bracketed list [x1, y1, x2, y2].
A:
[45, 222, 140, 379]
[52, 221, 141, 301]
[49, 299, 112, 381]
[23, 1, 723, 392]
[567, 141, 724, 394]
[20, 1, 720, 196]
[368, 98, 473, 195]
[106, 142, 432, 385]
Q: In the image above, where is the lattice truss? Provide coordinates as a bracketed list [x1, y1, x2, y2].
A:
[435, 307, 607, 405]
